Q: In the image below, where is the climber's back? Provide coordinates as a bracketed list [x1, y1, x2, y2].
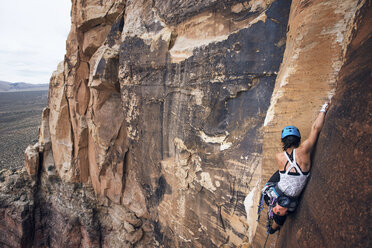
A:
[276, 103, 329, 174]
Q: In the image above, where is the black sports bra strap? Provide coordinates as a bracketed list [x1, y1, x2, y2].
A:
[286, 150, 294, 161]
[282, 150, 305, 175]
[281, 161, 289, 173]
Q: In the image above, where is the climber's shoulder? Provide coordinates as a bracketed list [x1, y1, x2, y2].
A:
[297, 140, 313, 155]
[294, 146, 312, 166]
[275, 152, 286, 170]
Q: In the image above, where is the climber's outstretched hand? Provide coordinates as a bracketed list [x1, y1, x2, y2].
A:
[301, 101, 330, 154]
[320, 101, 329, 113]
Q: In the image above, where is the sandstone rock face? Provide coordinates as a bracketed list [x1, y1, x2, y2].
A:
[251, 0, 367, 246]
[48, 62, 74, 182]
[276, 2, 372, 247]
[0, 0, 370, 247]
[52, 0, 292, 246]
[119, 1, 291, 246]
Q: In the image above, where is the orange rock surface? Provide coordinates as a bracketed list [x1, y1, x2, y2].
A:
[0, 0, 370, 247]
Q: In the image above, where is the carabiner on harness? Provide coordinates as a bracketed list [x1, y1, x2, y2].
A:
[256, 192, 265, 221]
[265, 197, 277, 234]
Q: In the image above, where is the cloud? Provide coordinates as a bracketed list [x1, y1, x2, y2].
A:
[0, 0, 71, 84]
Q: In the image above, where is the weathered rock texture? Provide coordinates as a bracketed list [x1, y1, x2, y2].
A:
[25, 143, 39, 181]
[251, 0, 371, 246]
[0, 0, 370, 247]
[119, 1, 291, 246]
[276, 2, 372, 247]
[0, 169, 34, 248]
[38, 0, 292, 246]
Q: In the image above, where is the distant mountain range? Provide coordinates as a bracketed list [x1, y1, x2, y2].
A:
[0, 81, 49, 92]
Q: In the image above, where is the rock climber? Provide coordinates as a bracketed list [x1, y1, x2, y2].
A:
[261, 102, 329, 234]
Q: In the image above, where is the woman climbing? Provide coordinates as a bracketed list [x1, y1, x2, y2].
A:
[261, 102, 329, 234]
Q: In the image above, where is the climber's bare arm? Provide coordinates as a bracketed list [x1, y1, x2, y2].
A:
[300, 102, 329, 154]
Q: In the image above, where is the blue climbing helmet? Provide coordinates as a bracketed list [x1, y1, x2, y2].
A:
[281, 126, 301, 140]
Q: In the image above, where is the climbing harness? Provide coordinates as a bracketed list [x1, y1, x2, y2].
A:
[268, 197, 276, 219]
[258, 193, 276, 248]
[257, 185, 278, 234]
[256, 192, 265, 222]
[266, 197, 276, 231]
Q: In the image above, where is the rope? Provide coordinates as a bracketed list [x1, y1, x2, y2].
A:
[265, 197, 276, 234]
[268, 197, 276, 219]
[263, 232, 270, 248]
[256, 185, 277, 247]
[256, 193, 265, 221]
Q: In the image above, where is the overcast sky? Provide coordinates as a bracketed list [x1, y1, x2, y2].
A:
[0, 0, 71, 84]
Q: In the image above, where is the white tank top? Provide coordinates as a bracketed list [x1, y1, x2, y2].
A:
[277, 149, 309, 197]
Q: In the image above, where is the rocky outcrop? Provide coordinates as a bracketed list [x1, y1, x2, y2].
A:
[38, 0, 293, 246]
[25, 143, 39, 181]
[0, 0, 370, 247]
[276, 2, 372, 247]
[0, 169, 34, 248]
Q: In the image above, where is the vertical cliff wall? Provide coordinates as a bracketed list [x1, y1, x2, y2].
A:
[13, 1, 293, 247]
[276, 2, 372, 247]
[119, 1, 291, 246]
[251, 0, 368, 246]
[0, 0, 370, 247]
